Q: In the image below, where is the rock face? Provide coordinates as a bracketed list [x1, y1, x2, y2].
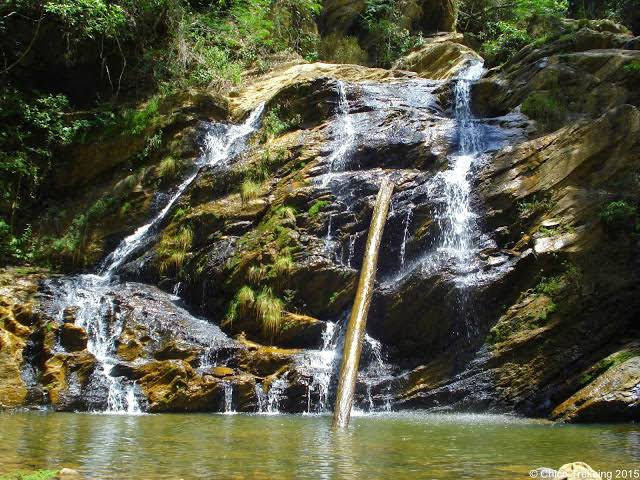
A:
[0, 268, 46, 408]
[552, 357, 640, 422]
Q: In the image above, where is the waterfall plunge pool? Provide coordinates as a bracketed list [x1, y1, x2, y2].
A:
[1, 411, 638, 479]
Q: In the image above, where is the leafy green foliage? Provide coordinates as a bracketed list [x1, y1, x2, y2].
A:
[623, 60, 640, 73]
[517, 194, 554, 217]
[360, 0, 423, 67]
[260, 106, 301, 143]
[600, 200, 638, 232]
[318, 34, 368, 65]
[459, 0, 569, 64]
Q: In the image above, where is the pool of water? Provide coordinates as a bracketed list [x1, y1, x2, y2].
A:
[1, 411, 638, 479]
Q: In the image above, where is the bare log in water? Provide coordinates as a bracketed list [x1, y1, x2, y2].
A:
[332, 178, 394, 428]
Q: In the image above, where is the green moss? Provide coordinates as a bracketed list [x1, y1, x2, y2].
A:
[521, 91, 565, 129]
[486, 299, 557, 345]
[579, 350, 638, 387]
[308, 200, 330, 218]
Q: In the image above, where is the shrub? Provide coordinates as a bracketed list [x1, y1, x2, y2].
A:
[260, 106, 301, 142]
[600, 200, 638, 231]
[0, 469, 59, 480]
[481, 21, 535, 64]
[318, 34, 368, 65]
[623, 61, 640, 73]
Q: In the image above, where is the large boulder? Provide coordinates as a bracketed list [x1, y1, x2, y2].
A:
[393, 36, 482, 80]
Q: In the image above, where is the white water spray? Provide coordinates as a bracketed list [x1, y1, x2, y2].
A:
[49, 106, 264, 414]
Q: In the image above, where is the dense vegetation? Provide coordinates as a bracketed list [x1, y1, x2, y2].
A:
[1, 0, 638, 265]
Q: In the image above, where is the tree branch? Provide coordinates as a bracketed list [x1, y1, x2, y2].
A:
[1, 11, 44, 75]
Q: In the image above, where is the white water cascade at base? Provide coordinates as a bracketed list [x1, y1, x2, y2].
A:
[47, 106, 265, 414]
[223, 382, 236, 414]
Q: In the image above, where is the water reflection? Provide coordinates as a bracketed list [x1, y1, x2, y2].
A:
[0, 412, 638, 480]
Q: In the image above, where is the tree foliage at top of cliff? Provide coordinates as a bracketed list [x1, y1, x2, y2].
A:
[0, 0, 322, 265]
[457, 0, 639, 64]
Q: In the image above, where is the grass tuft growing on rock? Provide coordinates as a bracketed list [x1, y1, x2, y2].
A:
[240, 179, 261, 205]
[517, 194, 553, 217]
[157, 156, 179, 179]
[255, 287, 284, 341]
[157, 225, 193, 273]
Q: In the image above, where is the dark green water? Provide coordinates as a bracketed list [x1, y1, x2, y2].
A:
[1, 411, 638, 479]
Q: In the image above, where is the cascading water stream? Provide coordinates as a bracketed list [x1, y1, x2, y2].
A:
[46, 106, 264, 414]
[437, 61, 485, 275]
[321, 81, 355, 186]
[100, 104, 264, 276]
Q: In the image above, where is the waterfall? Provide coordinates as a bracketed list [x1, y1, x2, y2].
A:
[437, 61, 485, 275]
[266, 375, 289, 414]
[100, 104, 264, 276]
[254, 383, 267, 413]
[46, 105, 264, 414]
[299, 321, 339, 414]
[223, 382, 235, 414]
[399, 206, 414, 269]
[321, 81, 355, 186]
